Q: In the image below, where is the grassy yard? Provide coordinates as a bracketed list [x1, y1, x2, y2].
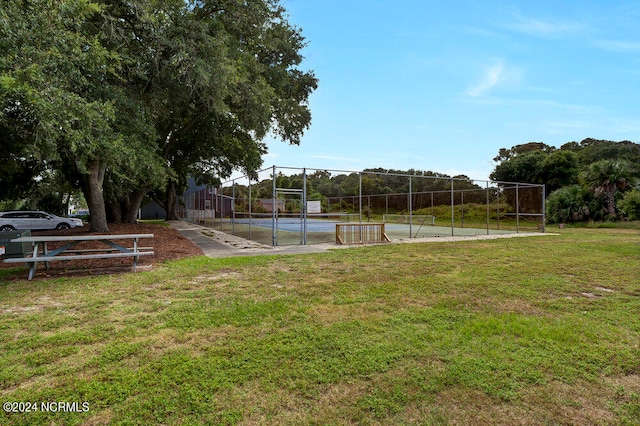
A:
[1, 228, 639, 425]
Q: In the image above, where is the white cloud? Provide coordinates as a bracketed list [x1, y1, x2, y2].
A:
[467, 62, 505, 97]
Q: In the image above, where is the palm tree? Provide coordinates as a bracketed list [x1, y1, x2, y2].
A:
[582, 160, 633, 218]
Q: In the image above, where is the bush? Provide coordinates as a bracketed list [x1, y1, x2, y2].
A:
[546, 185, 591, 224]
[618, 189, 640, 220]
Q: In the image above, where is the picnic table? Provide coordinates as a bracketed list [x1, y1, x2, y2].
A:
[3, 234, 154, 280]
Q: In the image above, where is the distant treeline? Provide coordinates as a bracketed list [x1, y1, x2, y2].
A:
[227, 168, 529, 215]
[224, 138, 640, 221]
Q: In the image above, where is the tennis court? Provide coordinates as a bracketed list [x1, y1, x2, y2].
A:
[179, 165, 546, 246]
[205, 214, 520, 246]
[234, 216, 513, 235]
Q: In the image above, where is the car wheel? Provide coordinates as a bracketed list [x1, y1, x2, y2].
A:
[56, 223, 71, 230]
[0, 225, 16, 232]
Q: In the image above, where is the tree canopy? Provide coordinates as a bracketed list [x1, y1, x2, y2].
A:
[1, 0, 317, 230]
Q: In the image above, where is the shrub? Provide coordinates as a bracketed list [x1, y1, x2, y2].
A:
[617, 189, 640, 220]
[546, 185, 591, 224]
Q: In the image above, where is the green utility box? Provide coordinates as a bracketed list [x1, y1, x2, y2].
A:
[0, 230, 31, 259]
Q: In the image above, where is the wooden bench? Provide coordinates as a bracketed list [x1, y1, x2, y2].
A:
[335, 223, 390, 245]
[3, 234, 154, 280]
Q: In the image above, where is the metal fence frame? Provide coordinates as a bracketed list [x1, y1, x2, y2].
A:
[178, 165, 546, 246]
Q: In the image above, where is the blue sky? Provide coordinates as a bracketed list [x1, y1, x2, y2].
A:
[262, 0, 640, 180]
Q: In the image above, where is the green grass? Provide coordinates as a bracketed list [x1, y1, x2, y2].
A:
[1, 228, 639, 424]
[562, 220, 640, 230]
[137, 219, 171, 227]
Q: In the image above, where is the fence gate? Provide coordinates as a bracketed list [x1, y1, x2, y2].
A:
[272, 187, 306, 246]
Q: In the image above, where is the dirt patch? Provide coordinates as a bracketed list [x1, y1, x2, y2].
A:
[1, 223, 203, 280]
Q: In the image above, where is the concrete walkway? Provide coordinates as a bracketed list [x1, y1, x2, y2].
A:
[168, 221, 329, 258]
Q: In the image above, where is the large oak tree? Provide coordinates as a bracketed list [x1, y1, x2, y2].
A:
[99, 0, 317, 220]
[1, 0, 317, 229]
[1, 0, 124, 231]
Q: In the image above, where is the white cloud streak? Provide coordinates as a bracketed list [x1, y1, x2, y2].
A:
[467, 62, 505, 97]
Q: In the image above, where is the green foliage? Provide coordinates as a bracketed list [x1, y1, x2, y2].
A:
[491, 150, 547, 183]
[413, 202, 512, 225]
[618, 189, 640, 220]
[490, 148, 579, 194]
[562, 138, 640, 172]
[541, 150, 580, 192]
[582, 160, 634, 219]
[0, 0, 162, 230]
[546, 185, 592, 224]
[0, 0, 116, 199]
[1, 0, 317, 225]
[235, 168, 487, 218]
[492, 142, 555, 163]
[131, 0, 318, 217]
[493, 140, 640, 223]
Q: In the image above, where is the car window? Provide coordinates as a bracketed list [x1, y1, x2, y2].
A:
[3, 212, 30, 219]
[36, 213, 50, 219]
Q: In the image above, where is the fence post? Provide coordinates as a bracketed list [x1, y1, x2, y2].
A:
[516, 183, 520, 233]
[210, 187, 216, 228]
[408, 176, 413, 238]
[431, 192, 434, 219]
[219, 188, 223, 231]
[232, 182, 236, 236]
[450, 178, 455, 236]
[272, 165, 277, 246]
[486, 181, 490, 235]
[248, 179, 252, 240]
[358, 172, 362, 242]
[542, 184, 546, 233]
[461, 190, 465, 228]
[496, 186, 501, 230]
[303, 168, 307, 245]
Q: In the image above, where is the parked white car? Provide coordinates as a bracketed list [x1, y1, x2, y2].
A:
[0, 211, 84, 232]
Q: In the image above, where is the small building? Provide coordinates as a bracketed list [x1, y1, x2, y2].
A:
[257, 199, 285, 213]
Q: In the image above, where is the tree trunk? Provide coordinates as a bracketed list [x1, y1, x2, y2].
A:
[107, 200, 122, 224]
[63, 193, 70, 216]
[166, 180, 179, 220]
[150, 192, 167, 213]
[606, 188, 617, 218]
[123, 188, 149, 223]
[82, 159, 110, 233]
[149, 180, 182, 220]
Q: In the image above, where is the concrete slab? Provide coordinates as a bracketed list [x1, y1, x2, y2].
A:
[168, 221, 329, 258]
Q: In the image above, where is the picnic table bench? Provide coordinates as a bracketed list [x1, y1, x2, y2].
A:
[3, 234, 154, 280]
